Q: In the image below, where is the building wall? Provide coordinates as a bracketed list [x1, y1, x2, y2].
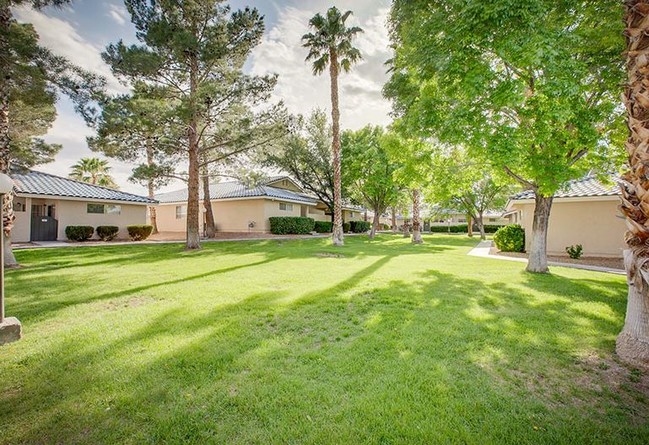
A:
[56, 200, 148, 240]
[213, 199, 267, 232]
[12, 196, 31, 243]
[511, 198, 625, 257]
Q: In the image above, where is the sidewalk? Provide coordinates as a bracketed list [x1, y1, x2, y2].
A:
[467, 240, 625, 275]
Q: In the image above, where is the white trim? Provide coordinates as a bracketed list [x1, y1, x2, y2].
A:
[264, 177, 305, 192]
[509, 194, 619, 206]
[157, 195, 318, 206]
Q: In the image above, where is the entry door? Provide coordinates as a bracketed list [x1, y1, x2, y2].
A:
[301, 205, 307, 217]
[31, 205, 58, 241]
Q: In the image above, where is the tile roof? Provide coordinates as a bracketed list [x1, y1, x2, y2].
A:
[155, 180, 318, 205]
[11, 170, 156, 204]
[511, 175, 620, 200]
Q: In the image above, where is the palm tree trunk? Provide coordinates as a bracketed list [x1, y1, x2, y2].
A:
[202, 164, 216, 238]
[391, 206, 397, 233]
[329, 49, 344, 246]
[185, 54, 201, 250]
[369, 206, 380, 239]
[403, 220, 410, 238]
[616, 0, 649, 366]
[526, 193, 553, 273]
[0, 7, 17, 268]
[412, 189, 423, 244]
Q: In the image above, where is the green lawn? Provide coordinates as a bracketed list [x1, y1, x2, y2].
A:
[0, 235, 646, 444]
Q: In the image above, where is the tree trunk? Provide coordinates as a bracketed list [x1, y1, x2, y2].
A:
[391, 206, 397, 233]
[202, 165, 216, 238]
[185, 54, 201, 250]
[411, 189, 423, 244]
[364, 209, 368, 222]
[403, 220, 410, 238]
[526, 194, 553, 273]
[467, 214, 473, 237]
[329, 49, 344, 246]
[616, 0, 649, 366]
[145, 141, 158, 234]
[369, 207, 380, 239]
[476, 212, 486, 241]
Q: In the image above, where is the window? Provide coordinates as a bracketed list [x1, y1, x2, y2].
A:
[350, 212, 355, 218]
[87, 203, 104, 214]
[489, 218, 497, 222]
[176, 205, 187, 219]
[87, 203, 121, 215]
[458, 218, 467, 223]
[279, 202, 293, 211]
[13, 201, 25, 212]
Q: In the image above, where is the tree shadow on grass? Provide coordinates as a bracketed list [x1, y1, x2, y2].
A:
[1, 251, 646, 444]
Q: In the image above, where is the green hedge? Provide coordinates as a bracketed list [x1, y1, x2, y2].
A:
[350, 220, 371, 233]
[269, 217, 315, 235]
[429, 224, 502, 233]
[96, 225, 119, 241]
[127, 225, 153, 241]
[65, 225, 94, 241]
[493, 224, 525, 252]
[343, 222, 351, 233]
[314, 221, 333, 233]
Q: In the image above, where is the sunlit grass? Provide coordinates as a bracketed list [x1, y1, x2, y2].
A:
[0, 235, 646, 444]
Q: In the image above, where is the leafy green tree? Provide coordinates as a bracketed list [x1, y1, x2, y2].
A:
[617, 0, 649, 366]
[426, 147, 511, 240]
[103, 0, 285, 249]
[342, 126, 400, 239]
[69, 157, 118, 189]
[264, 109, 336, 221]
[0, 0, 105, 266]
[385, 0, 625, 271]
[302, 6, 363, 246]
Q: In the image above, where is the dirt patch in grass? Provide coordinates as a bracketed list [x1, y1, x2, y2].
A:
[314, 252, 345, 258]
[103, 296, 156, 311]
[490, 247, 624, 270]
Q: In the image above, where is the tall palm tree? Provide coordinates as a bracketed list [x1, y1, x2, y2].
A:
[69, 157, 118, 189]
[302, 7, 363, 246]
[618, 0, 649, 366]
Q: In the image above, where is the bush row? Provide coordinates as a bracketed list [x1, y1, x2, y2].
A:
[350, 220, 371, 233]
[429, 224, 502, 233]
[314, 221, 333, 233]
[269, 217, 315, 234]
[65, 225, 154, 242]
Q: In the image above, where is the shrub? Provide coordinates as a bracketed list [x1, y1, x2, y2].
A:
[269, 217, 315, 235]
[350, 220, 371, 233]
[127, 225, 153, 241]
[314, 221, 333, 233]
[96, 225, 119, 241]
[65, 225, 94, 241]
[493, 224, 525, 252]
[566, 244, 583, 259]
[430, 224, 468, 233]
[343, 222, 351, 233]
[381, 223, 391, 231]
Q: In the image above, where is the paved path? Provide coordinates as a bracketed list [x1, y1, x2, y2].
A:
[467, 240, 625, 275]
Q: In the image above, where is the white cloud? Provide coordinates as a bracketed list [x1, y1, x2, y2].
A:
[107, 4, 128, 26]
[14, 6, 128, 95]
[249, 4, 393, 130]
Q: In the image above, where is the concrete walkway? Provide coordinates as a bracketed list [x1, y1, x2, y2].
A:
[467, 240, 625, 275]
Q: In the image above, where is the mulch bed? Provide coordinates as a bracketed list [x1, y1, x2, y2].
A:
[490, 246, 624, 270]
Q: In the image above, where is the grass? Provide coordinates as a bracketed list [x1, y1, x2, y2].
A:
[0, 234, 647, 444]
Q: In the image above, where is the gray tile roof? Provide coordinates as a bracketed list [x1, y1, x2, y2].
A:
[11, 170, 156, 204]
[155, 181, 318, 205]
[512, 175, 620, 200]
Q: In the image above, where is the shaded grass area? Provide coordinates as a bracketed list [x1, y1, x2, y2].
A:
[0, 235, 646, 444]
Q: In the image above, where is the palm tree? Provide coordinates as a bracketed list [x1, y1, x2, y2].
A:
[69, 157, 118, 189]
[618, 0, 649, 366]
[302, 7, 363, 246]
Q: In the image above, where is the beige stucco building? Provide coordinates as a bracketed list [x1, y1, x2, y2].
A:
[154, 176, 363, 235]
[504, 176, 625, 258]
[10, 170, 154, 243]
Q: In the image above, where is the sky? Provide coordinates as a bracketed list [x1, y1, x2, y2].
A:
[14, 0, 393, 195]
